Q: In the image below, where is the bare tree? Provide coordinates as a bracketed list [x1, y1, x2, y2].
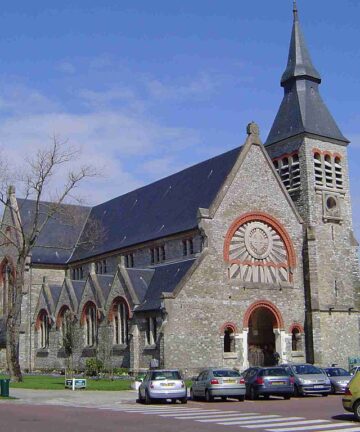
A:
[0, 137, 99, 381]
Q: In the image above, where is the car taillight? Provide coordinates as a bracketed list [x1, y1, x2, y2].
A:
[290, 377, 295, 384]
[239, 378, 245, 384]
[345, 387, 352, 396]
[150, 381, 154, 389]
[210, 379, 219, 385]
[256, 377, 264, 385]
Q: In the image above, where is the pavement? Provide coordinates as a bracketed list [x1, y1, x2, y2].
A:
[4, 388, 138, 407]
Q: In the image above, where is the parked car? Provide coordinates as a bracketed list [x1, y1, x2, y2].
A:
[343, 371, 360, 421]
[324, 367, 352, 394]
[190, 368, 246, 402]
[242, 366, 294, 400]
[282, 363, 331, 396]
[138, 369, 187, 404]
[350, 366, 360, 376]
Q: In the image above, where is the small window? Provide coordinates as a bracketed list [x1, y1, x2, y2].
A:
[150, 246, 166, 264]
[291, 328, 301, 351]
[36, 310, 50, 349]
[182, 239, 194, 257]
[83, 303, 97, 347]
[223, 326, 235, 353]
[112, 300, 129, 345]
[96, 260, 108, 274]
[124, 254, 134, 268]
[145, 316, 157, 346]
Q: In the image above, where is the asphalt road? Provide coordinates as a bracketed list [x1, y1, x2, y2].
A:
[0, 394, 359, 432]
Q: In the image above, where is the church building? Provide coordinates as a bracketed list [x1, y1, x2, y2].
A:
[0, 3, 359, 374]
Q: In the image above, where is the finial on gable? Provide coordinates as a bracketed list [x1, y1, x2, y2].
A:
[247, 122, 260, 137]
[7, 185, 15, 196]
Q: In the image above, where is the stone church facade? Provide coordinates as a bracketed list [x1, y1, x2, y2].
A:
[0, 4, 359, 374]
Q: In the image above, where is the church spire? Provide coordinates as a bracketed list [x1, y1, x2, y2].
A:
[281, 0, 321, 86]
[266, 2, 348, 146]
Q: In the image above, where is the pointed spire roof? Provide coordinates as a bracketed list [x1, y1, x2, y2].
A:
[281, 0, 321, 86]
[266, 2, 349, 146]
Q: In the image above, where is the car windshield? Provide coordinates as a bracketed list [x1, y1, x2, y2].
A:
[261, 368, 288, 377]
[151, 371, 181, 380]
[213, 370, 240, 378]
[326, 368, 350, 377]
[292, 365, 321, 375]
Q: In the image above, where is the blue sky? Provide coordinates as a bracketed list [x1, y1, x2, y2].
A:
[0, 1, 359, 238]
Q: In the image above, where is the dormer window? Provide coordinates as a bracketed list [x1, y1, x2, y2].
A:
[72, 266, 84, 280]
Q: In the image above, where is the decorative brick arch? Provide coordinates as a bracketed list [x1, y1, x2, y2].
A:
[0, 257, 16, 284]
[56, 305, 71, 329]
[80, 301, 98, 325]
[108, 296, 132, 321]
[243, 300, 284, 330]
[35, 309, 49, 330]
[289, 323, 304, 334]
[223, 211, 296, 269]
[219, 321, 238, 335]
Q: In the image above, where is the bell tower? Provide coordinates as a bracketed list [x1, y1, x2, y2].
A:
[265, 1, 360, 366]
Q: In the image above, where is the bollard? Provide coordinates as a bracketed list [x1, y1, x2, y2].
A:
[0, 379, 10, 397]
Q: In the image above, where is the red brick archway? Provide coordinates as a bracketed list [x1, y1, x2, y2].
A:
[223, 211, 296, 269]
[243, 300, 284, 330]
[289, 323, 304, 334]
[219, 321, 238, 335]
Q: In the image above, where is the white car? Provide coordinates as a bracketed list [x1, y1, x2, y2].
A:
[350, 366, 360, 375]
[138, 369, 187, 404]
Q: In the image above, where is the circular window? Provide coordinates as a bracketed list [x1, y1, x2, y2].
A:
[326, 196, 337, 210]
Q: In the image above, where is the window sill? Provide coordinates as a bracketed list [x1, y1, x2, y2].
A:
[223, 352, 238, 359]
[144, 344, 157, 351]
[112, 345, 128, 355]
[291, 351, 305, 357]
[36, 349, 49, 358]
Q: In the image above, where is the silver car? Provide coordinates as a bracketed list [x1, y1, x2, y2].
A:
[190, 368, 246, 402]
[282, 363, 331, 396]
[324, 367, 352, 394]
[138, 369, 187, 404]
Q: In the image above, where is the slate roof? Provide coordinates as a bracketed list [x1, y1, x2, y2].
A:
[0, 318, 5, 348]
[70, 146, 242, 262]
[127, 268, 155, 304]
[96, 275, 113, 301]
[17, 199, 90, 265]
[71, 280, 86, 303]
[266, 4, 348, 146]
[48, 284, 62, 307]
[133, 259, 196, 312]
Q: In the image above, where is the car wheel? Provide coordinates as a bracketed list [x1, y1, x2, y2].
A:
[181, 397, 187, 404]
[263, 394, 270, 400]
[138, 390, 144, 404]
[331, 384, 336, 394]
[190, 388, 197, 401]
[249, 386, 258, 401]
[322, 393, 328, 397]
[171, 398, 177, 404]
[205, 390, 213, 402]
[284, 394, 291, 400]
[221, 396, 227, 401]
[145, 390, 152, 405]
[354, 400, 360, 421]
[294, 385, 301, 397]
[238, 395, 245, 402]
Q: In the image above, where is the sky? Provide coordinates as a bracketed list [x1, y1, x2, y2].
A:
[0, 0, 359, 238]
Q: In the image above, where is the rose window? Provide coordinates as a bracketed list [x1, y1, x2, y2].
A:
[225, 219, 292, 284]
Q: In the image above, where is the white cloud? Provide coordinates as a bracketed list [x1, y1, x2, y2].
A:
[0, 84, 200, 206]
[146, 73, 219, 101]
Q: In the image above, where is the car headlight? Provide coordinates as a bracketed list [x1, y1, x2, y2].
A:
[298, 378, 312, 384]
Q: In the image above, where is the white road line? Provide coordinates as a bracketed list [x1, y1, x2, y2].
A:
[318, 424, 360, 432]
[173, 413, 259, 420]
[160, 410, 239, 417]
[198, 415, 281, 423]
[122, 408, 204, 414]
[267, 421, 352, 431]
[216, 417, 303, 426]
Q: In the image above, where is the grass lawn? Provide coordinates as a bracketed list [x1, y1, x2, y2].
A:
[0, 375, 132, 391]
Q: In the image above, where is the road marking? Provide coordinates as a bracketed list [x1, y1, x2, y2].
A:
[266, 421, 355, 431]
[198, 415, 281, 423]
[215, 417, 303, 426]
[173, 413, 259, 420]
[315, 428, 360, 432]
[160, 410, 239, 417]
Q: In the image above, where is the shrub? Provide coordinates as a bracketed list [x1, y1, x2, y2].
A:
[85, 358, 103, 377]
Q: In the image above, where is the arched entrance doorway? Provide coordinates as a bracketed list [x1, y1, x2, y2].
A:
[243, 300, 284, 367]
